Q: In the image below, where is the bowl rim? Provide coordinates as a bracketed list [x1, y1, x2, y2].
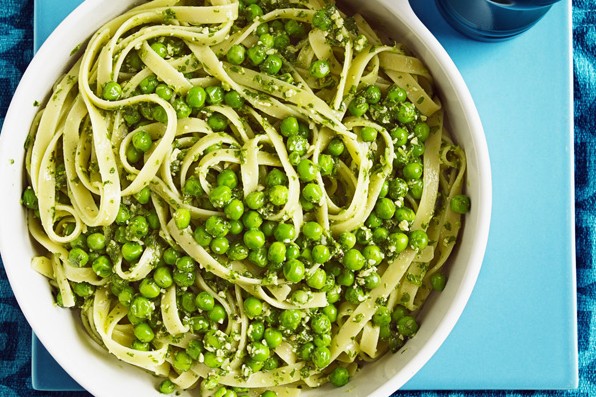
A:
[0, 0, 492, 395]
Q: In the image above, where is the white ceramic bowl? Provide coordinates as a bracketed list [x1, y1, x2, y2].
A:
[0, 0, 491, 396]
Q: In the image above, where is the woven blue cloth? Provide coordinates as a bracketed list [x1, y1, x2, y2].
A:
[0, 0, 593, 396]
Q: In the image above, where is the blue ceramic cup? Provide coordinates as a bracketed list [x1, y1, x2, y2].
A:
[435, 0, 562, 41]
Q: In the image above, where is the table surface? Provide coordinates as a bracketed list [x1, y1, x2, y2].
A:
[1, 0, 589, 395]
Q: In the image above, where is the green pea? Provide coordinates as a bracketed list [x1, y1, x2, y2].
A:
[121, 242, 142, 262]
[247, 45, 267, 66]
[193, 226, 213, 247]
[102, 81, 122, 101]
[217, 168, 238, 189]
[322, 304, 338, 323]
[91, 255, 112, 278]
[172, 350, 193, 372]
[396, 102, 417, 124]
[127, 215, 149, 239]
[173, 208, 191, 229]
[348, 96, 368, 117]
[388, 232, 409, 254]
[345, 286, 366, 304]
[338, 232, 356, 250]
[139, 75, 159, 94]
[131, 340, 149, 351]
[268, 185, 289, 206]
[284, 19, 305, 38]
[207, 113, 229, 131]
[267, 241, 286, 264]
[326, 284, 341, 304]
[174, 257, 195, 273]
[186, 86, 206, 109]
[132, 130, 152, 152]
[363, 85, 382, 104]
[195, 291, 215, 311]
[21, 186, 38, 210]
[312, 9, 332, 30]
[318, 154, 334, 176]
[363, 244, 383, 266]
[311, 346, 331, 369]
[409, 179, 424, 199]
[337, 268, 355, 286]
[206, 85, 224, 105]
[372, 306, 392, 326]
[134, 322, 155, 343]
[326, 138, 344, 156]
[365, 212, 383, 229]
[244, 229, 266, 250]
[204, 351, 224, 368]
[173, 269, 196, 287]
[343, 249, 365, 271]
[311, 244, 331, 264]
[152, 105, 168, 124]
[139, 278, 161, 299]
[386, 85, 407, 103]
[134, 186, 151, 204]
[388, 178, 409, 199]
[122, 106, 140, 126]
[414, 122, 430, 142]
[245, 191, 266, 209]
[364, 271, 381, 289]
[248, 321, 265, 341]
[150, 41, 168, 58]
[279, 309, 301, 331]
[329, 366, 350, 387]
[224, 90, 245, 109]
[297, 159, 317, 182]
[301, 183, 323, 204]
[266, 168, 288, 187]
[391, 126, 409, 146]
[301, 221, 323, 240]
[314, 332, 331, 347]
[227, 242, 249, 261]
[375, 197, 396, 220]
[242, 211, 263, 230]
[244, 296, 263, 319]
[403, 162, 423, 180]
[210, 236, 230, 255]
[260, 54, 283, 75]
[309, 59, 330, 78]
[245, 3, 263, 21]
[226, 44, 246, 65]
[264, 327, 283, 348]
[450, 194, 471, 214]
[222, 199, 243, 221]
[205, 215, 230, 237]
[130, 296, 153, 319]
[153, 266, 173, 288]
[286, 242, 300, 259]
[283, 259, 305, 283]
[273, 223, 296, 242]
[248, 247, 268, 268]
[286, 135, 309, 155]
[395, 207, 416, 223]
[256, 22, 270, 35]
[86, 233, 105, 252]
[397, 315, 419, 337]
[208, 303, 227, 323]
[159, 379, 176, 394]
[173, 98, 192, 119]
[360, 126, 377, 142]
[280, 116, 299, 137]
[273, 32, 291, 51]
[179, 292, 196, 313]
[191, 315, 210, 333]
[311, 314, 331, 334]
[306, 268, 326, 290]
[431, 272, 447, 291]
[409, 229, 429, 251]
[72, 282, 94, 298]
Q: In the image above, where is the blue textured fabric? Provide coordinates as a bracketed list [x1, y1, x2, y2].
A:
[0, 0, 593, 396]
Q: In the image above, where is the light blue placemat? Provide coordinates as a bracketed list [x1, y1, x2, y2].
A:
[31, 0, 577, 392]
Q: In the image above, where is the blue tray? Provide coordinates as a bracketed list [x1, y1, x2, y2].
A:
[32, 0, 577, 392]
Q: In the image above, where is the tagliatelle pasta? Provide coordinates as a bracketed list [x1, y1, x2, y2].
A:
[22, 0, 470, 395]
